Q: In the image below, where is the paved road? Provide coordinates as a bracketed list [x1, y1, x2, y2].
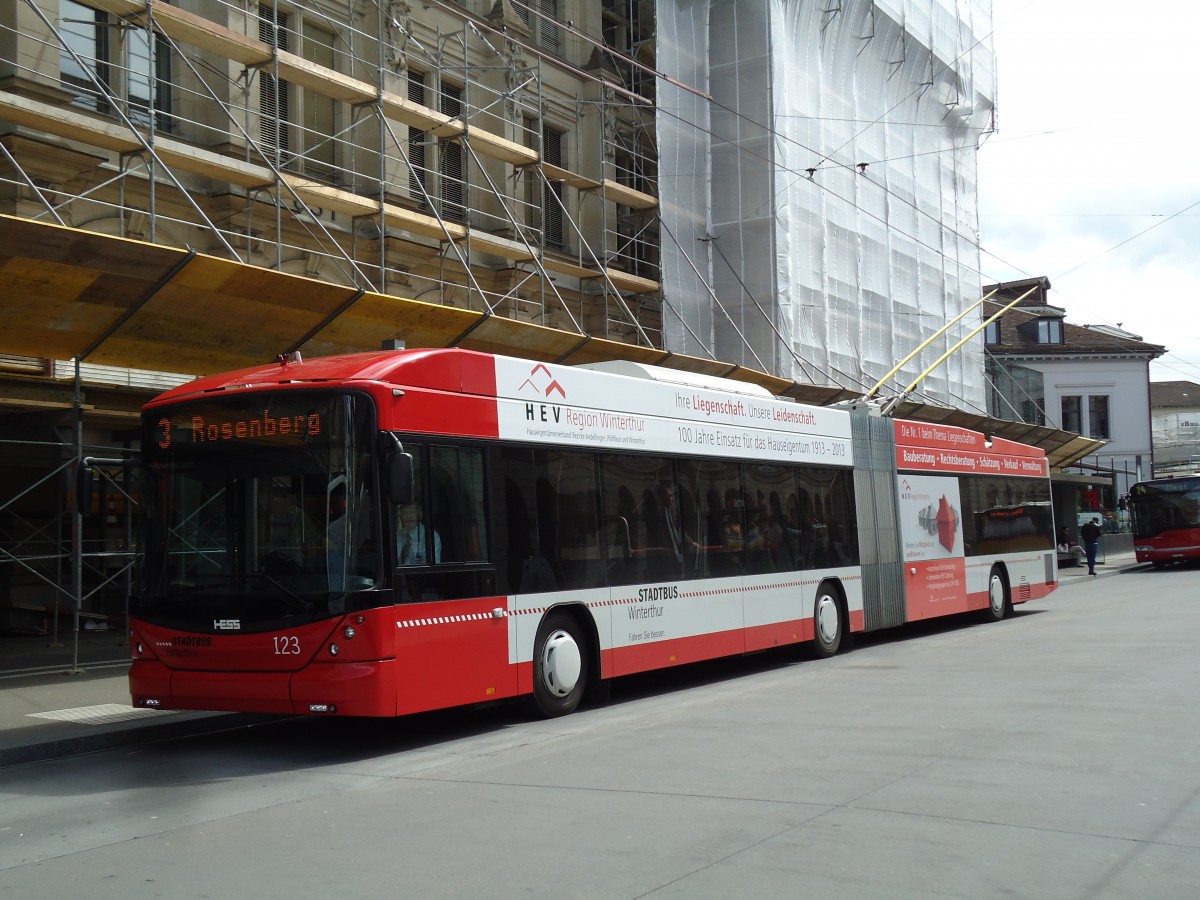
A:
[1, 566, 1198, 899]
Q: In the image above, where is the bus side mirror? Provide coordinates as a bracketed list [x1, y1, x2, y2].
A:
[379, 432, 414, 505]
[389, 452, 414, 506]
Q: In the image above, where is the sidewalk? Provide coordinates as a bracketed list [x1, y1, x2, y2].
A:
[1055, 548, 1143, 586]
[0, 667, 259, 768]
[0, 631, 273, 768]
[1, 552, 1146, 768]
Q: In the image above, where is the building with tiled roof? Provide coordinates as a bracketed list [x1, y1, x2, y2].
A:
[982, 277, 1166, 505]
[1149, 381, 1200, 476]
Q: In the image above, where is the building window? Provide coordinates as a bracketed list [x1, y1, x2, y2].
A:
[524, 118, 566, 251]
[1035, 318, 1063, 343]
[61, 1, 110, 113]
[61, 1, 172, 128]
[541, 126, 565, 250]
[516, 0, 562, 55]
[1089, 396, 1110, 439]
[986, 359, 1044, 426]
[258, 6, 290, 156]
[258, 6, 338, 180]
[438, 83, 465, 222]
[1061, 395, 1082, 434]
[126, 26, 172, 129]
[983, 320, 1001, 345]
[299, 21, 336, 181]
[408, 70, 428, 206]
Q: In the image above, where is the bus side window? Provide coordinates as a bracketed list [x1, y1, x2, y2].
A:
[429, 445, 488, 564]
[394, 442, 432, 567]
[535, 448, 603, 590]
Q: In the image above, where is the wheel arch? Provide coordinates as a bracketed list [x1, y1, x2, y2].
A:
[539, 601, 603, 690]
[985, 561, 1013, 620]
[812, 576, 850, 657]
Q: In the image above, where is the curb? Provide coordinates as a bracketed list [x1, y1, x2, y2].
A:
[0, 712, 279, 769]
[1057, 562, 1148, 587]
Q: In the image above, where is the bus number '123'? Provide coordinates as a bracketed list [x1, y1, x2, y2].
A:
[273, 636, 300, 655]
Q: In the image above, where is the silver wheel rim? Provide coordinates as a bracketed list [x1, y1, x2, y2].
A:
[989, 575, 1005, 615]
[540, 628, 582, 698]
[816, 594, 840, 647]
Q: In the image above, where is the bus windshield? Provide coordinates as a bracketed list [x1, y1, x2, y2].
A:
[1129, 477, 1200, 539]
[136, 391, 378, 633]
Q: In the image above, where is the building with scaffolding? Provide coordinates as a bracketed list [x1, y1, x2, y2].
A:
[2, 0, 1090, 641]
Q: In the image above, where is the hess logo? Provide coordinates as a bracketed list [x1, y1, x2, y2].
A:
[213, 619, 241, 631]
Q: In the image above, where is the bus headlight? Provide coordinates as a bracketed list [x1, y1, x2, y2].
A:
[343, 626, 356, 639]
[329, 643, 339, 656]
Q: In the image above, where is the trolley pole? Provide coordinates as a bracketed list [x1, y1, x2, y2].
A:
[71, 357, 83, 675]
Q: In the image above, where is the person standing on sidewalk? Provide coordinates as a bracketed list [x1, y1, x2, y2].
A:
[1081, 517, 1102, 576]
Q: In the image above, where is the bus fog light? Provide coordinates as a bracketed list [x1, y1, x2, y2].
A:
[343, 626, 356, 639]
[143, 698, 161, 708]
[329, 643, 339, 656]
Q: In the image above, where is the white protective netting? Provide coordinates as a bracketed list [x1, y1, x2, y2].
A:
[656, 0, 993, 410]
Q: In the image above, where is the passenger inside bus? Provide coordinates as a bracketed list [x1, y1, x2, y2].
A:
[398, 503, 441, 565]
[644, 481, 694, 579]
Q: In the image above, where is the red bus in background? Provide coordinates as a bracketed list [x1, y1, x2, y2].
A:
[1129, 475, 1200, 567]
[129, 349, 1058, 719]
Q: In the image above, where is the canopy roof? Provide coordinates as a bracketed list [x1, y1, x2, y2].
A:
[0, 215, 1104, 469]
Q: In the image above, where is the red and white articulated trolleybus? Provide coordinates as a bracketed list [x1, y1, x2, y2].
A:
[129, 349, 1058, 718]
[1129, 474, 1200, 567]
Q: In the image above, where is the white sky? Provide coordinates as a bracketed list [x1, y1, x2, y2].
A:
[978, 0, 1200, 384]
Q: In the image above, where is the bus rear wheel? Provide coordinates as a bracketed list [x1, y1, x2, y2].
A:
[982, 565, 1009, 622]
[529, 611, 587, 718]
[812, 581, 844, 658]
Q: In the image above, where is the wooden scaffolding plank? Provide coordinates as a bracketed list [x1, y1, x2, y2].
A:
[540, 162, 600, 191]
[380, 204, 466, 242]
[155, 144, 274, 190]
[0, 93, 141, 154]
[91, 1, 274, 67]
[380, 93, 455, 133]
[600, 179, 658, 210]
[602, 268, 660, 294]
[275, 51, 377, 105]
[464, 129, 538, 166]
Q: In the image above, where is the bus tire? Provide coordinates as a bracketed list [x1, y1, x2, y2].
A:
[982, 565, 1009, 622]
[528, 611, 587, 718]
[812, 580, 844, 658]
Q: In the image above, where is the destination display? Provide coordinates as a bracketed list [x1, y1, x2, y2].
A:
[148, 394, 342, 452]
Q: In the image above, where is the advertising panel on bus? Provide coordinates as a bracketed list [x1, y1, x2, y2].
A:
[893, 419, 1049, 479]
[896, 473, 968, 620]
[493, 357, 853, 466]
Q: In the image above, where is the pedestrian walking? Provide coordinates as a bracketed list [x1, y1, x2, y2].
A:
[1081, 516, 1102, 576]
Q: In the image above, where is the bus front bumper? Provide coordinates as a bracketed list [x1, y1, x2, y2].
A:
[130, 659, 399, 717]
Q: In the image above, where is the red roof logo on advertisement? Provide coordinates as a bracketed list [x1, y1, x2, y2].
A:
[519, 363, 566, 399]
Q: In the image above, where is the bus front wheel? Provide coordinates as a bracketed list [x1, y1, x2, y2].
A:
[529, 611, 587, 717]
[812, 581, 844, 658]
[982, 565, 1009, 622]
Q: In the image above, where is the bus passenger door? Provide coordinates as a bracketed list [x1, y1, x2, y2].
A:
[390, 441, 511, 714]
